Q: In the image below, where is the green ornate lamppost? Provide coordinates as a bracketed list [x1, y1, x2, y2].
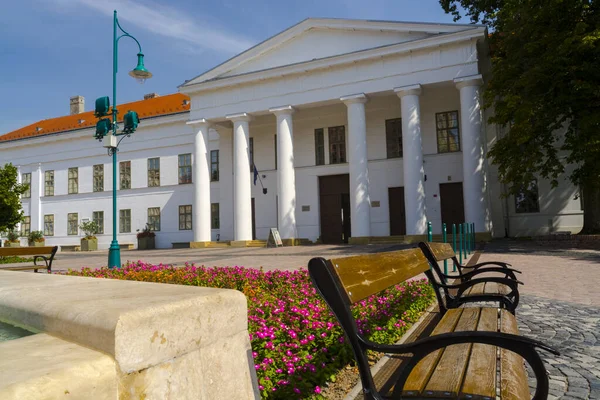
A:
[93, 10, 152, 269]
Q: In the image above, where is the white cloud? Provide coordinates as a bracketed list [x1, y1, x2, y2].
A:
[51, 0, 256, 54]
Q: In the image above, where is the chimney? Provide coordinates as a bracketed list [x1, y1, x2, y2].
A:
[144, 93, 160, 100]
[70, 96, 85, 115]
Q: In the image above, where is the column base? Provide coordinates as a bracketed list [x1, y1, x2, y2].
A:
[280, 238, 311, 246]
[230, 240, 267, 248]
[190, 241, 230, 249]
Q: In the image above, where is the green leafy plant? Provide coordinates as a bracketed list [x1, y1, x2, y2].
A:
[6, 230, 19, 243]
[136, 223, 156, 239]
[79, 221, 99, 239]
[0, 163, 28, 233]
[0, 256, 32, 264]
[27, 230, 44, 243]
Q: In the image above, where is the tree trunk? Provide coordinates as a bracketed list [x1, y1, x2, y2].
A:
[580, 179, 600, 234]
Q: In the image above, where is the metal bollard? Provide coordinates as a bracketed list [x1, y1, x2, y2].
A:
[459, 223, 463, 265]
[442, 223, 447, 275]
[452, 224, 457, 272]
[427, 222, 432, 242]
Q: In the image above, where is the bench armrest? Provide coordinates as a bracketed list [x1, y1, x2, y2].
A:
[442, 276, 523, 292]
[33, 255, 50, 268]
[458, 266, 521, 281]
[464, 261, 513, 269]
[359, 331, 558, 400]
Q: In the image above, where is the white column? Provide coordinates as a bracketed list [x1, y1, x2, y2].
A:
[31, 163, 43, 232]
[340, 93, 371, 238]
[187, 118, 212, 242]
[455, 74, 488, 232]
[394, 85, 427, 235]
[226, 113, 253, 241]
[269, 106, 297, 240]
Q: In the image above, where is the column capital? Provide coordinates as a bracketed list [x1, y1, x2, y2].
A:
[269, 105, 295, 116]
[340, 93, 368, 105]
[454, 74, 483, 90]
[226, 112, 253, 122]
[394, 84, 422, 98]
[186, 118, 212, 128]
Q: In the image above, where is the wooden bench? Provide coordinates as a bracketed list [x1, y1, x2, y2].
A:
[0, 246, 58, 273]
[419, 242, 523, 314]
[308, 248, 558, 399]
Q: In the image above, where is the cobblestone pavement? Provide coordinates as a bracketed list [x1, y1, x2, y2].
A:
[519, 295, 600, 400]
[479, 240, 600, 399]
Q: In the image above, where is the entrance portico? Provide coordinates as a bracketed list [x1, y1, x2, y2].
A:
[181, 18, 491, 244]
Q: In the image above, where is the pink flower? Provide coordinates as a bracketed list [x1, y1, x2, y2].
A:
[314, 386, 322, 394]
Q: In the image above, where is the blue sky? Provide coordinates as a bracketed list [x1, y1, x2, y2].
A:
[0, 0, 467, 134]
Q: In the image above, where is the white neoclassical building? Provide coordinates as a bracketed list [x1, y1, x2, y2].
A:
[0, 18, 583, 249]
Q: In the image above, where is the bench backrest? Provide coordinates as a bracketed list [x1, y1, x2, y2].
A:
[324, 248, 431, 304]
[419, 242, 456, 262]
[0, 246, 58, 257]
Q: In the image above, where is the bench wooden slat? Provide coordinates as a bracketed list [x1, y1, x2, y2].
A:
[423, 242, 456, 262]
[329, 249, 430, 303]
[459, 307, 498, 399]
[466, 282, 487, 296]
[421, 307, 480, 397]
[500, 309, 530, 400]
[0, 246, 56, 256]
[402, 308, 464, 396]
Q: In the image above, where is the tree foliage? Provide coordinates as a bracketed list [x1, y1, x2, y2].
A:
[0, 163, 28, 233]
[440, 0, 600, 233]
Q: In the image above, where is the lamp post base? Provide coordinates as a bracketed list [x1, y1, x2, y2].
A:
[108, 241, 121, 269]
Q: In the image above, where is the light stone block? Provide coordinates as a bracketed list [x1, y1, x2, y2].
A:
[0, 271, 260, 399]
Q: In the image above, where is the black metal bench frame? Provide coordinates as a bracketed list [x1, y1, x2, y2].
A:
[308, 251, 558, 400]
[418, 242, 522, 315]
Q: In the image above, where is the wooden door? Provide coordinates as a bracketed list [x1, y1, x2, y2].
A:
[439, 182, 465, 227]
[319, 174, 350, 244]
[388, 187, 406, 236]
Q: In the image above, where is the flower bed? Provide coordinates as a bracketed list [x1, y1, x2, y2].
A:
[66, 262, 435, 399]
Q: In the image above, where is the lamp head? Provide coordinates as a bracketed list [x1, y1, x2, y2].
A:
[129, 53, 152, 84]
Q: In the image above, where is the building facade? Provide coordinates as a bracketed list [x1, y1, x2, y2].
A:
[0, 19, 583, 249]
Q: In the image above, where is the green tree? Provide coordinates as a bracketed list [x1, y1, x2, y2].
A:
[0, 163, 28, 233]
[440, 0, 600, 233]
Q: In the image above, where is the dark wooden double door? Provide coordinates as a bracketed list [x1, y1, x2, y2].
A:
[388, 183, 465, 235]
[319, 175, 351, 244]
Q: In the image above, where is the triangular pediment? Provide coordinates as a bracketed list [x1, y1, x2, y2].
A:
[180, 18, 484, 87]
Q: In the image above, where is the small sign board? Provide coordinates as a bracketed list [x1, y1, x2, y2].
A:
[267, 228, 283, 247]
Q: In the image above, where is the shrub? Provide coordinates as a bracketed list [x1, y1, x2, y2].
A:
[65, 263, 435, 399]
[27, 230, 44, 243]
[79, 221, 98, 239]
[136, 224, 156, 239]
[0, 256, 32, 264]
[6, 230, 19, 242]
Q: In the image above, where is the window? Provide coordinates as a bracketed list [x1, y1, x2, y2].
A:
[119, 209, 131, 233]
[44, 170, 54, 196]
[93, 211, 104, 234]
[249, 137, 254, 170]
[22, 173, 31, 198]
[211, 203, 220, 229]
[436, 111, 460, 153]
[210, 150, 219, 182]
[21, 216, 30, 237]
[44, 214, 54, 236]
[120, 161, 131, 190]
[179, 205, 192, 230]
[147, 207, 161, 231]
[93, 164, 104, 192]
[148, 158, 160, 187]
[68, 167, 78, 194]
[178, 154, 192, 184]
[314, 128, 325, 165]
[515, 179, 540, 213]
[385, 118, 403, 158]
[328, 126, 346, 164]
[68, 213, 78, 235]
[274, 135, 278, 170]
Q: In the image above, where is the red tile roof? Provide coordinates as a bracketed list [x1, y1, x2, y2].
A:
[0, 93, 190, 142]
